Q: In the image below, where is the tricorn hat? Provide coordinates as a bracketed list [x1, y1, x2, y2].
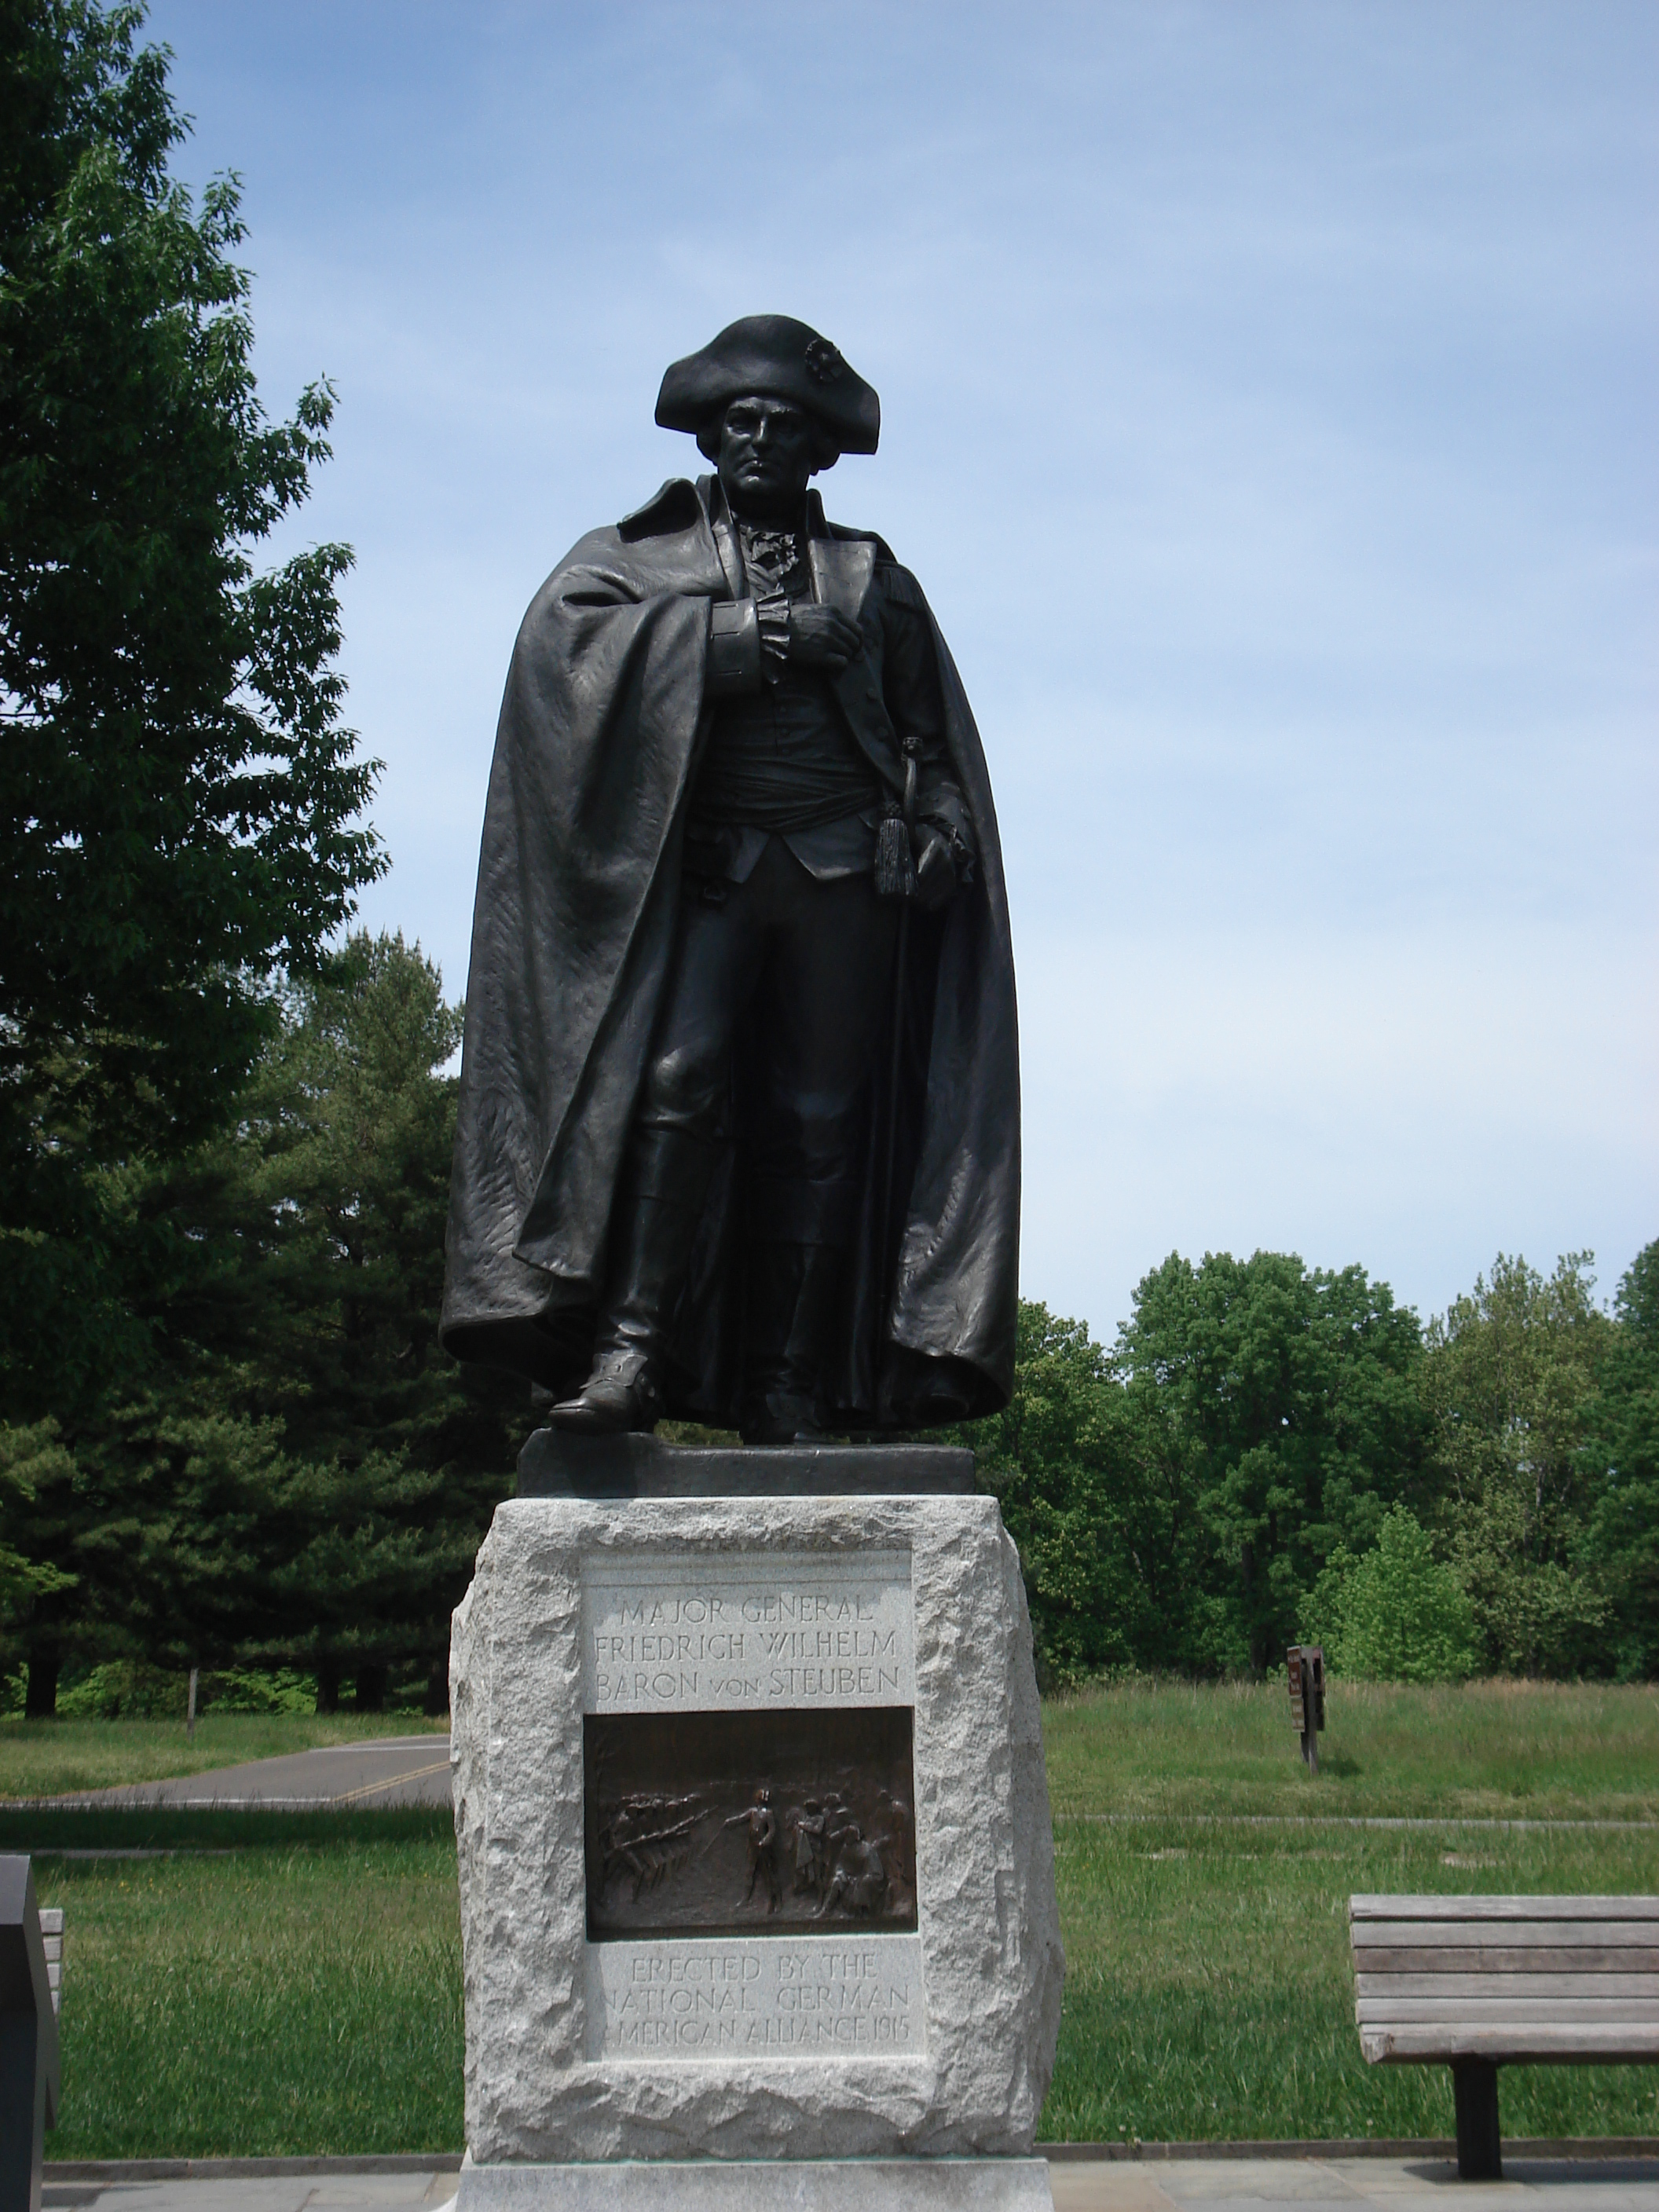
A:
[655, 315, 880, 460]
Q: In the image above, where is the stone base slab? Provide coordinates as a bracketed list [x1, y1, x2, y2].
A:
[517, 1430, 975, 1499]
[455, 2154, 1053, 2210]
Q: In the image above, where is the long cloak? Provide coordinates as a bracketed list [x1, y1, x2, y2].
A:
[440, 475, 1020, 1426]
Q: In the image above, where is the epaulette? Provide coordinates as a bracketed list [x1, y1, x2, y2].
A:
[617, 478, 703, 542]
[878, 562, 928, 613]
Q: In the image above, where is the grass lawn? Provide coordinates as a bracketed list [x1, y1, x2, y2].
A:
[0, 1711, 448, 1800]
[1043, 1676, 1659, 1822]
[9, 1682, 1658, 2155]
[22, 1809, 462, 2160]
[1048, 1815, 1659, 2145]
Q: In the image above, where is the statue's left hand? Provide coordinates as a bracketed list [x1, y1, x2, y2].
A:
[790, 604, 864, 670]
[914, 828, 956, 911]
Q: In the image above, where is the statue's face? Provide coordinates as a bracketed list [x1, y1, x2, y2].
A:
[717, 394, 819, 518]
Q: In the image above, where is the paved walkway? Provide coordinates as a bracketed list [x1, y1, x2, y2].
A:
[1051, 2157, 1659, 2212]
[40, 1735, 452, 1811]
[36, 2160, 1659, 2212]
[1064, 1815, 1659, 1834]
[44, 2175, 458, 2212]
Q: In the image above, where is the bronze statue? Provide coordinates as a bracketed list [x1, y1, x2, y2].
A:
[441, 317, 1018, 1443]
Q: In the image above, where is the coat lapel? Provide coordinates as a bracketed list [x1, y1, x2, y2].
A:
[808, 534, 877, 623]
[698, 474, 745, 602]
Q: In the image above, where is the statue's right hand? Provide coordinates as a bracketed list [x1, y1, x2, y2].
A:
[789, 604, 863, 671]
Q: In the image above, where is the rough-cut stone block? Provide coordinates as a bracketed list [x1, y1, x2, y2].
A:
[450, 1489, 1063, 2167]
[454, 2153, 1055, 2212]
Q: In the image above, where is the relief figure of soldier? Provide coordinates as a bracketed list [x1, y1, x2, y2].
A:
[441, 317, 1018, 1443]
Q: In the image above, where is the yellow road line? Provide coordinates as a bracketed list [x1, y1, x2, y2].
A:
[331, 1757, 452, 1805]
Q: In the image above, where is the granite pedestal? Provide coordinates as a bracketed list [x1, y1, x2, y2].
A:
[449, 1437, 1064, 2210]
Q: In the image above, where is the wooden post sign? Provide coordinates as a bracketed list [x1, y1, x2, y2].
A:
[1287, 1643, 1325, 1774]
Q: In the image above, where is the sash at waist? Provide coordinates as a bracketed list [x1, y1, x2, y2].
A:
[690, 675, 881, 832]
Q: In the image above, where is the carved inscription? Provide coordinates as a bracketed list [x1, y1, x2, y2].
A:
[581, 1551, 914, 1712]
[588, 1934, 927, 2060]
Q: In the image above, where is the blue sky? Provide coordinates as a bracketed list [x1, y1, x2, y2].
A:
[145, 0, 1657, 1339]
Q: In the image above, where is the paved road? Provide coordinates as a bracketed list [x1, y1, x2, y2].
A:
[40, 1735, 452, 1811]
[36, 2160, 1659, 2212]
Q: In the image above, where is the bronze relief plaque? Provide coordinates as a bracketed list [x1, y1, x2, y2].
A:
[584, 1705, 917, 1940]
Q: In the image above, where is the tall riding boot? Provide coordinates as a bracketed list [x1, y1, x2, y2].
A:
[741, 1238, 846, 1445]
[740, 1167, 858, 1445]
[551, 1129, 717, 1434]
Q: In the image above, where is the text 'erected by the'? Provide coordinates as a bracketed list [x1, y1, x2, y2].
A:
[580, 1550, 914, 1712]
[586, 1935, 927, 2060]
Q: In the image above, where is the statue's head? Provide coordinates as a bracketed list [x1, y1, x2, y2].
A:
[656, 316, 879, 517]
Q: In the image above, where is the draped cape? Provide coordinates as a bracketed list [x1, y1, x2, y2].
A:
[440, 476, 1020, 1426]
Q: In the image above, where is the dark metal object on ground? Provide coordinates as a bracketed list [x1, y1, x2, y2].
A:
[1, 1856, 60, 2212]
[518, 1430, 974, 1500]
[1287, 1644, 1325, 1772]
[584, 1707, 917, 1939]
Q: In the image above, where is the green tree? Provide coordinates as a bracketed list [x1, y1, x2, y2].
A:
[1579, 1240, 1659, 1677]
[0, 1420, 75, 1617]
[1115, 1251, 1426, 1674]
[0, 0, 382, 1428]
[1421, 1252, 1610, 1675]
[1303, 1505, 1478, 1683]
[222, 933, 526, 1709]
[964, 1303, 1144, 1684]
[0, 936, 529, 1713]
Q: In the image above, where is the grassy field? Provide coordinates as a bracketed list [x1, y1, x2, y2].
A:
[0, 1711, 447, 1800]
[7, 1682, 1657, 2155]
[19, 1809, 460, 2160]
[1044, 1676, 1659, 1822]
[1048, 1815, 1659, 2144]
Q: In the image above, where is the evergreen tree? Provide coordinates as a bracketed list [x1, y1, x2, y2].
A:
[222, 933, 527, 1708]
[0, 935, 530, 1712]
[0, 0, 383, 1434]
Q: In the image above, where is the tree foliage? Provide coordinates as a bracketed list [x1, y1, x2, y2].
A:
[957, 1252, 1426, 1683]
[969, 1304, 1135, 1682]
[1113, 1251, 1426, 1673]
[0, 935, 531, 1714]
[961, 1243, 1655, 1686]
[0, 0, 383, 1425]
[1303, 1506, 1478, 1684]
[1580, 1240, 1659, 1677]
[1420, 1253, 1610, 1675]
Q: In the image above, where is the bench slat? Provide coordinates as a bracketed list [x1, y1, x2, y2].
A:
[1362, 2023, 1659, 2064]
[1355, 1945, 1659, 1973]
[1352, 1894, 1659, 1921]
[1357, 1998, 1659, 2023]
[1353, 1918, 1659, 1948]
[1357, 1972, 1659, 2000]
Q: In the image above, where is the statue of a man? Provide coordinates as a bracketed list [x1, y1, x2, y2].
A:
[441, 317, 1018, 1443]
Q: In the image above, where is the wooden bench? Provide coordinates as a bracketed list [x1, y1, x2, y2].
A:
[1350, 1893, 1659, 2180]
[40, 1906, 63, 2018]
